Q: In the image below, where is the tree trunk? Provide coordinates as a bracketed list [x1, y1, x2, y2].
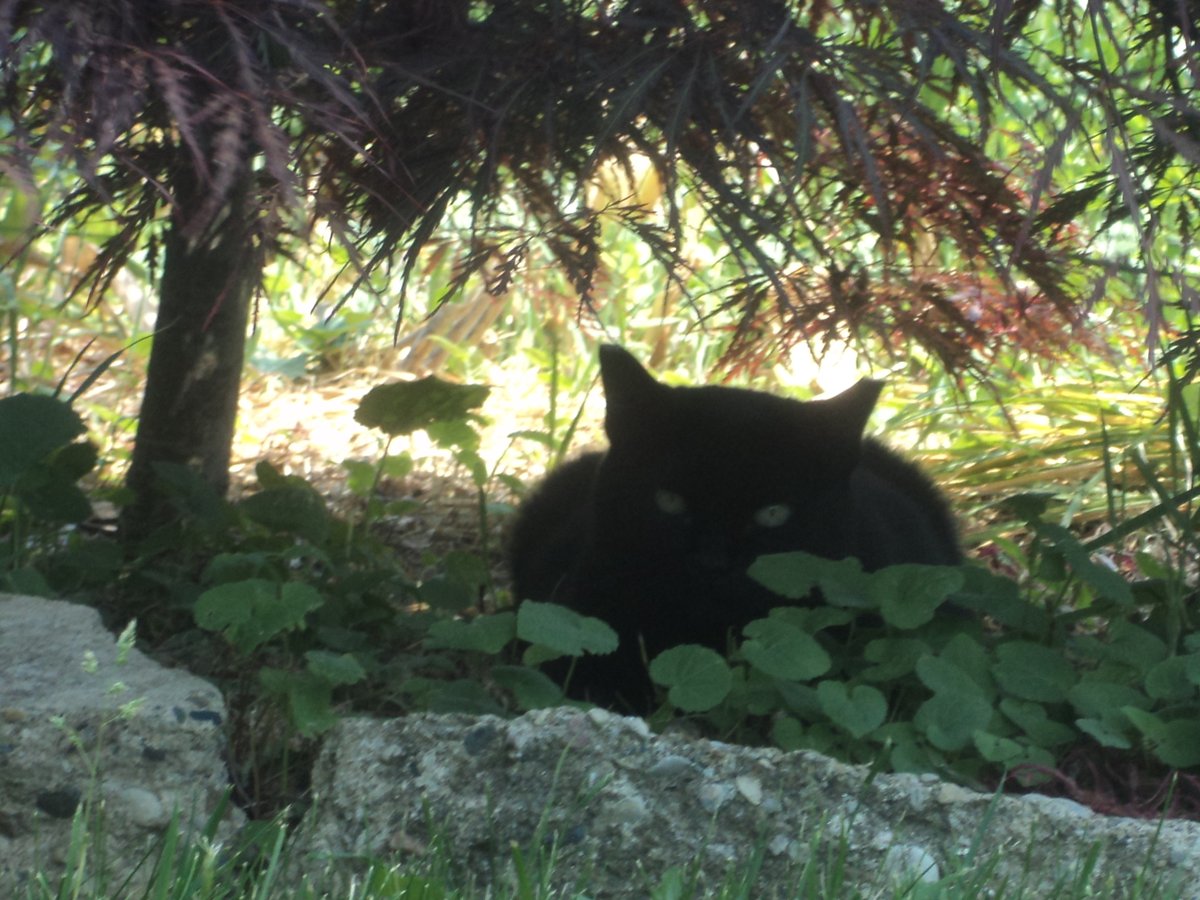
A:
[121, 169, 257, 540]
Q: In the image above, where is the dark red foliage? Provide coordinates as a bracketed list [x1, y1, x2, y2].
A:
[1, 1, 1195, 366]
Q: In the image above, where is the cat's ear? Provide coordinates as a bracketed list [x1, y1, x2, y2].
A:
[599, 345, 664, 444]
[814, 378, 884, 444]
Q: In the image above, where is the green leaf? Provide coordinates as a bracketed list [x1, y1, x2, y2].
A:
[1145, 655, 1199, 701]
[766, 605, 853, 633]
[516, 601, 618, 657]
[1121, 705, 1167, 741]
[939, 633, 995, 695]
[342, 459, 377, 497]
[1118, 706, 1200, 767]
[914, 690, 993, 752]
[195, 579, 323, 653]
[444, 551, 490, 593]
[1068, 681, 1151, 718]
[1076, 717, 1134, 750]
[915, 654, 990, 703]
[950, 566, 1049, 635]
[426, 612, 517, 653]
[972, 731, 1027, 766]
[816, 681, 887, 739]
[19, 475, 92, 524]
[998, 698, 1077, 748]
[748, 552, 870, 606]
[203, 552, 274, 583]
[490, 665, 564, 710]
[1151, 718, 1200, 768]
[872, 564, 964, 629]
[649, 645, 733, 712]
[992, 641, 1077, 702]
[770, 715, 806, 751]
[355, 377, 489, 437]
[740, 619, 830, 681]
[380, 452, 415, 480]
[305, 650, 367, 686]
[260, 669, 338, 737]
[860, 638, 928, 682]
[419, 576, 476, 612]
[48, 440, 99, 481]
[0, 394, 86, 486]
[1101, 621, 1168, 674]
[973, 732, 1056, 770]
[240, 486, 331, 544]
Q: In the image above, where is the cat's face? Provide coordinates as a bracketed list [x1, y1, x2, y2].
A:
[590, 346, 881, 580]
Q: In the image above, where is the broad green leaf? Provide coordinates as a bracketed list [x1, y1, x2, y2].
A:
[996, 700, 1072, 748]
[740, 619, 830, 681]
[872, 564, 964, 629]
[914, 691, 993, 751]
[19, 475, 92, 524]
[305, 650, 367, 685]
[972, 731, 1026, 766]
[355, 377, 489, 437]
[765, 605, 853, 633]
[770, 715, 806, 751]
[1150, 718, 1200, 769]
[1076, 717, 1134, 749]
[890, 739, 937, 774]
[746, 552, 820, 599]
[490, 665, 564, 710]
[444, 551, 490, 593]
[195, 579, 323, 653]
[48, 440, 99, 481]
[816, 681, 887, 739]
[992, 641, 1077, 702]
[1101, 621, 1168, 675]
[342, 459, 377, 497]
[950, 566, 1049, 635]
[1121, 705, 1167, 741]
[1145, 655, 1199, 701]
[939, 633, 995, 695]
[973, 732, 1056, 770]
[260, 669, 337, 737]
[860, 637, 928, 682]
[1068, 681, 1151, 718]
[0, 393, 86, 486]
[240, 486, 331, 544]
[203, 552, 273, 584]
[516, 601, 618, 657]
[649, 645, 733, 712]
[380, 452, 415, 479]
[419, 576, 476, 611]
[748, 552, 870, 606]
[915, 654, 990, 704]
[999, 698, 1077, 748]
[426, 612, 517, 653]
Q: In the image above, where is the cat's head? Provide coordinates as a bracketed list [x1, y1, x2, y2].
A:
[591, 344, 882, 574]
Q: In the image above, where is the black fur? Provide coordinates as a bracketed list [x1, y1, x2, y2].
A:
[508, 345, 959, 710]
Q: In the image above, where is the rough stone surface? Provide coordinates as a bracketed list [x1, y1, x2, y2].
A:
[0, 594, 243, 894]
[5, 590, 1200, 897]
[299, 709, 1200, 898]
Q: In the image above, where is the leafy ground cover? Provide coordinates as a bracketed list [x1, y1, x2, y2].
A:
[4, 313, 1198, 825]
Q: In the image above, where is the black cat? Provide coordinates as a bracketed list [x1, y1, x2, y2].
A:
[508, 345, 959, 710]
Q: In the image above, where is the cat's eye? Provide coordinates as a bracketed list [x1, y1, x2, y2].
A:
[654, 489, 688, 516]
[753, 503, 792, 528]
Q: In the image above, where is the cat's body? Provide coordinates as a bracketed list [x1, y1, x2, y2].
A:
[508, 345, 959, 710]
